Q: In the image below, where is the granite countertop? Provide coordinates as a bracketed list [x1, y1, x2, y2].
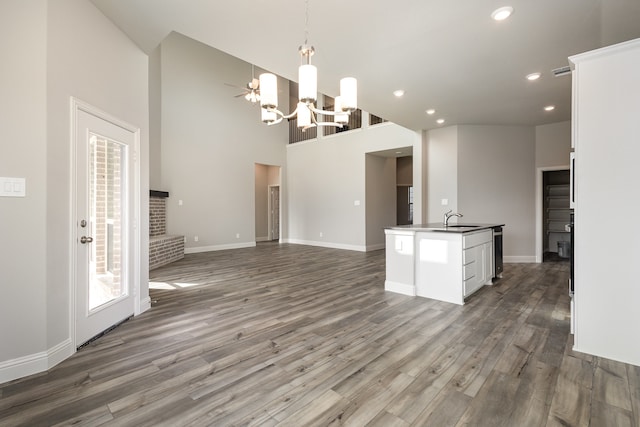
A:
[385, 223, 504, 233]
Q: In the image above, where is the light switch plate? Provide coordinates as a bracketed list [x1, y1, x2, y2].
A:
[441, 198, 448, 206]
[0, 177, 26, 197]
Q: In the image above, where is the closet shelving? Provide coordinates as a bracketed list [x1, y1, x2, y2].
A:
[545, 183, 571, 252]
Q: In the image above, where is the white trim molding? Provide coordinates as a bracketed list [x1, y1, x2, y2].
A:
[184, 242, 256, 254]
[0, 339, 73, 385]
[384, 280, 416, 296]
[504, 255, 537, 263]
[285, 238, 368, 252]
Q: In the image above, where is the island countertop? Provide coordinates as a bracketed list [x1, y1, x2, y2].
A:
[384, 222, 504, 304]
[385, 223, 504, 233]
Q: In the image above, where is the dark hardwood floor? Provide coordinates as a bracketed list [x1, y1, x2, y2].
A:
[1, 243, 638, 426]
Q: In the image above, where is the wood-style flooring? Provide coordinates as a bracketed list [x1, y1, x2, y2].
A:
[1, 243, 638, 426]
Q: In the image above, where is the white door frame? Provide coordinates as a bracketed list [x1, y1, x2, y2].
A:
[535, 165, 570, 263]
[70, 97, 141, 349]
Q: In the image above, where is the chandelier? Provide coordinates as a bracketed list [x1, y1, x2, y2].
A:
[257, 0, 357, 130]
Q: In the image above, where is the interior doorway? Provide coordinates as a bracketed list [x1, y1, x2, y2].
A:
[255, 164, 281, 242]
[396, 185, 413, 225]
[536, 167, 571, 263]
[396, 156, 413, 225]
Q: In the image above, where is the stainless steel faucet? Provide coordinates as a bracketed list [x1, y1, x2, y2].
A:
[444, 210, 463, 226]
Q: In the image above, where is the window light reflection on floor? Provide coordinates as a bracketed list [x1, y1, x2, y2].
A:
[149, 281, 202, 290]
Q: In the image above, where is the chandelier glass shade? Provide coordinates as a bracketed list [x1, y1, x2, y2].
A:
[258, 44, 357, 130]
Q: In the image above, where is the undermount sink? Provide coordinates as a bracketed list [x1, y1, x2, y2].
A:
[446, 225, 477, 228]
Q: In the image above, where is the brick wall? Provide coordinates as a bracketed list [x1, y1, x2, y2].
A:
[149, 193, 184, 269]
[149, 235, 184, 270]
[150, 197, 166, 237]
[90, 138, 121, 285]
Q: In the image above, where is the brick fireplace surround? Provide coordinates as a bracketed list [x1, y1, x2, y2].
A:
[149, 191, 184, 270]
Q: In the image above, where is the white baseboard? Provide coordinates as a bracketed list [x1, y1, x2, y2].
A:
[385, 280, 416, 296]
[0, 338, 73, 385]
[504, 255, 537, 263]
[285, 238, 367, 252]
[255, 236, 270, 242]
[366, 243, 385, 251]
[184, 242, 256, 254]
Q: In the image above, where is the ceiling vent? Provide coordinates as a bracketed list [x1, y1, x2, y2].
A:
[552, 66, 571, 77]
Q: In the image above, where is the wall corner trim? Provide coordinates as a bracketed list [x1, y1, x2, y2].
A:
[0, 339, 73, 385]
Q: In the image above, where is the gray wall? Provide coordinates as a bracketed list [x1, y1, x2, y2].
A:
[0, 0, 149, 382]
[0, 0, 47, 364]
[425, 126, 459, 223]
[149, 46, 162, 190]
[159, 33, 288, 252]
[286, 123, 419, 251]
[425, 125, 537, 261]
[365, 155, 396, 249]
[396, 156, 413, 186]
[458, 126, 536, 261]
[536, 121, 571, 167]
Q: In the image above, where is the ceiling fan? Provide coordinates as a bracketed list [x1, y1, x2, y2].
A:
[225, 65, 260, 104]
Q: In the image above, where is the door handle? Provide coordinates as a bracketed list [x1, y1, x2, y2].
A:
[80, 236, 94, 244]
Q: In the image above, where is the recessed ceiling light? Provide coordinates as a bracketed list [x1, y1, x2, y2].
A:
[436, 118, 445, 124]
[544, 105, 555, 111]
[426, 109, 436, 115]
[491, 6, 513, 21]
[526, 72, 541, 81]
[393, 90, 405, 97]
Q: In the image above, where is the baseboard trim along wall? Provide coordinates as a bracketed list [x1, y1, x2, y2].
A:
[504, 256, 537, 263]
[285, 239, 368, 252]
[0, 338, 73, 385]
[184, 242, 256, 254]
[384, 280, 416, 296]
[366, 243, 386, 251]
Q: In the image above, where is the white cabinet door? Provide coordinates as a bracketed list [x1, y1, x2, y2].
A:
[463, 231, 493, 297]
[485, 241, 494, 282]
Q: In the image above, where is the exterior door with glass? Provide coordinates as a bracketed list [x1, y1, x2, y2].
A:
[75, 108, 135, 346]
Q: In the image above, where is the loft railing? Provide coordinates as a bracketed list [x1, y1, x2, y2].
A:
[286, 89, 384, 144]
[288, 117, 317, 144]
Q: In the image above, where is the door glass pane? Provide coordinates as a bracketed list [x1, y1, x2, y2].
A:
[89, 133, 127, 310]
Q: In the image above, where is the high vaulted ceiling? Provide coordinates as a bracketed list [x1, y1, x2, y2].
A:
[90, 0, 640, 132]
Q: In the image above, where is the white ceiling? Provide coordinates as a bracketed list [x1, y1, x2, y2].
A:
[90, 0, 640, 132]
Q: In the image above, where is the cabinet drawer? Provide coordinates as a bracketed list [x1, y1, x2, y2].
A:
[463, 261, 476, 281]
[463, 248, 476, 265]
[464, 277, 483, 297]
[462, 230, 492, 249]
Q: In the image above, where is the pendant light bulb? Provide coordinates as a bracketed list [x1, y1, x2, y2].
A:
[340, 77, 357, 111]
[298, 64, 317, 104]
[259, 73, 278, 109]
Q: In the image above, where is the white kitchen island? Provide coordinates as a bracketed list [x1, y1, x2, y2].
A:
[385, 224, 502, 305]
